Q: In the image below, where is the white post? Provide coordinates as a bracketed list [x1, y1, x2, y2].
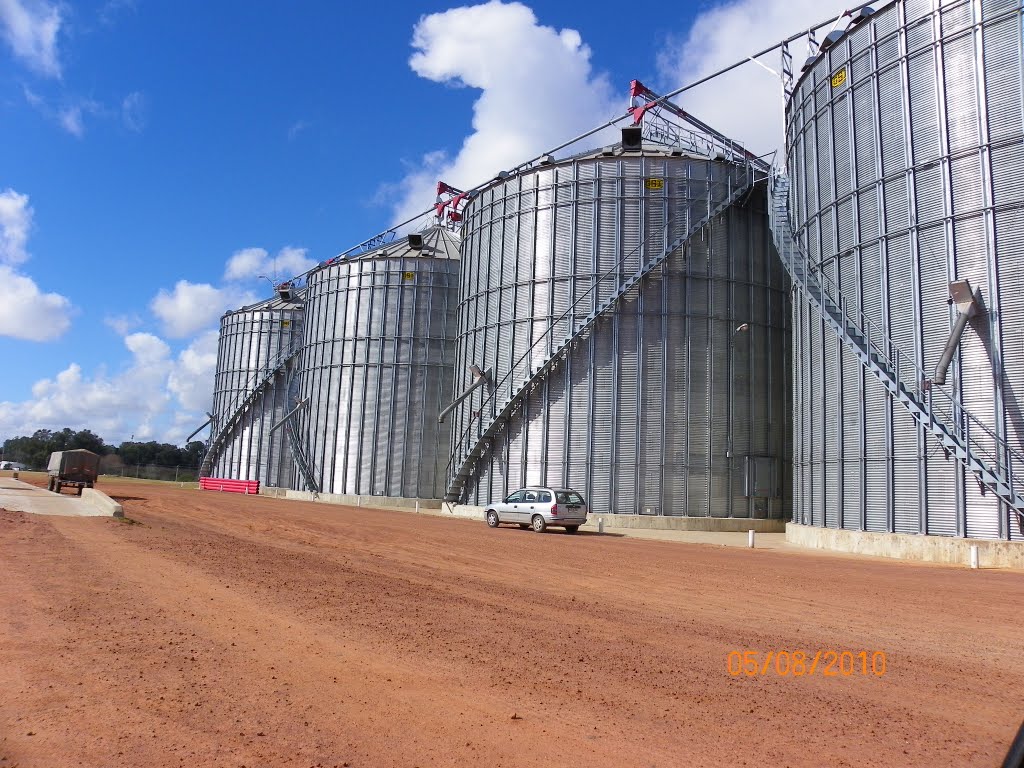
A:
[415, 500, 420, 513]
[357, 496, 362, 507]
[748, 529, 756, 548]
[598, 517, 604, 534]
[970, 544, 979, 569]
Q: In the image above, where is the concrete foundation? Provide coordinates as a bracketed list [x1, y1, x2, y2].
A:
[786, 523, 1024, 569]
[83, 488, 124, 518]
[259, 486, 442, 511]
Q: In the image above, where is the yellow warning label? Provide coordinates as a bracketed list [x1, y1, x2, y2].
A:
[831, 68, 848, 88]
[281, 319, 291, 328]
[645, 178, 665, 190]
[402, 271, 415, 281]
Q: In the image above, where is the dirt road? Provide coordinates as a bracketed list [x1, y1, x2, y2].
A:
[1, 479, 1021, 767]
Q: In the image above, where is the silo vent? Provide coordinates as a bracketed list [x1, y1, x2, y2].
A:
[852, 6, 875, 23]
[407, 233, 424, 251]
[276, 281, 294, 301]
[621, 126, 643, 151]
[819, 30, 845, 51]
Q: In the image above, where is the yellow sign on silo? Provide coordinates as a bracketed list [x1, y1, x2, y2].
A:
[645, 178, 665, 190]
[831, 68, 848, 88]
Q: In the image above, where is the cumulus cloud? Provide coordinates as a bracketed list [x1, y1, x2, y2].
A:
[150, 280, 257, 339]
[0, 333, 173, 441]
[0, 189, 73, 341]
[167, 330, 219, 413]
[657, 0, 850, 156]
[223, 245, 316, 283]
[0, 264, 72, 340]
[0, 328, 223, 444]
[387, 1, 619, 224]
[0, 0, 62, 77]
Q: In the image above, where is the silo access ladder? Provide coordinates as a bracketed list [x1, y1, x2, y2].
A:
[769, 172, 1024, 534]
[444, 159, 766, 503]
[199, 343, 302, 478]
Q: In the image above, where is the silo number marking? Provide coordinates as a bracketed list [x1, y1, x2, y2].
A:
[645, 178, 665, 190]
[402, 272, 415, 281]
[831, 68, 847, 88]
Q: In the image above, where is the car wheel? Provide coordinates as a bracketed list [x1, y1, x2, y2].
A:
[485, 510, 500, 528]
[565, 525, 579, 534]
[531, 515, 547, 533]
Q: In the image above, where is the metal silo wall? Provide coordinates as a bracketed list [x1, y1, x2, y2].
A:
[451, 154, 791, 517]
[295, 252, 459, 498]
[210, 301, 303, 486]
[786, 0, 1024, 540]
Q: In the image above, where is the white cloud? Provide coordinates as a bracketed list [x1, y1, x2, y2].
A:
[0, 189, 73, 341]
[223, 245, 316, 282]
[0, 328, 225, 444]
[0, 188, 31, 264]
[167, 330, 219, 413]
[388, 1, 619, 225]
[0, 265, 73, 340]
[150, 280, 257, 339]
[2, 333, 173, 441]
[104, 313, 141, 336]
[0, 0, 62, 77]
[59, 104, 83, 136]
[658, 0, 851, 156]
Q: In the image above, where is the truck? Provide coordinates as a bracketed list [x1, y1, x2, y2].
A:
[47, 449, 100, 496]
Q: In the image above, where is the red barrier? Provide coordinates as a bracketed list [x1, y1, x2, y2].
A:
[199, 477, 260, 495]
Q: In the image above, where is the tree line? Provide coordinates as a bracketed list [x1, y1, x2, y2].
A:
[1, 428, 204, 471]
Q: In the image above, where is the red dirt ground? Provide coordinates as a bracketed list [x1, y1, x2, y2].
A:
[1, 478, 1022, 767]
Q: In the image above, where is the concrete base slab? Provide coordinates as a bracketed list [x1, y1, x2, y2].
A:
[258, 486, 443, 511]
[786, 523, 1024, 569]
[582, 514, 786, 533]
[0, 477, 120, 517]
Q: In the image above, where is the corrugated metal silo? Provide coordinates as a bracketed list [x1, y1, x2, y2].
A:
[204, 291, 304, 487]
[448, 148, 791, 518]
[292, 226, 460, 499]
[782, 0, 1024, 540]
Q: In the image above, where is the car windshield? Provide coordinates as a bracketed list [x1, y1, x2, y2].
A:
[556, 491, 584, 504]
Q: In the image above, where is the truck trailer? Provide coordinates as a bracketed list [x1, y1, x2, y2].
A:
[47, 449, 100, 495]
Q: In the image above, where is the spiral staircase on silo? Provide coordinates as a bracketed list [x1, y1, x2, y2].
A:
[769, 172, 1024, 534]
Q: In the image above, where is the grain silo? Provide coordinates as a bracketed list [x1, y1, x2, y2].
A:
[777, 0, 1024, 541]
[446, 138, 791, 518]
[202, 286, 304, 487]
[291, 226, 460, 499]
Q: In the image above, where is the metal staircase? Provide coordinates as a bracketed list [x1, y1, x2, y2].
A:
[200, 343, 302, 477]
[283, 406, 320, 494]
[444, 159, 766, 503]
[770, 172, 1024, 533]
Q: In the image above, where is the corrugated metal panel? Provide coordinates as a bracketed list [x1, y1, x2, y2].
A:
[943, 33, 980, 152]
[984, 16, 1024, 142]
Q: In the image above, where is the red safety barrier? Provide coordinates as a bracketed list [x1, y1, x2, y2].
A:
[199, 477, 260, 495]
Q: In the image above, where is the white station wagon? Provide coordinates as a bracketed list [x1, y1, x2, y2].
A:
[484, 486, 588, 533]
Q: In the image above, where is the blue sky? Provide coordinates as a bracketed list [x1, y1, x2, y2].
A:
[0, 0, 847, 445]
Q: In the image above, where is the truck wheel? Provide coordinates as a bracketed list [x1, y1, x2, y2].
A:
[54, 482, 61, 494]
[76, 486, 83, 497]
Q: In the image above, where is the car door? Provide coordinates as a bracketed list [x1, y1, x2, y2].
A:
[521, 490, 539, 522]
[501, 490, 524, 521]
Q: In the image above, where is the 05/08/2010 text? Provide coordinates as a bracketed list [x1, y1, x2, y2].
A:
[726, 650, 887, 677]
